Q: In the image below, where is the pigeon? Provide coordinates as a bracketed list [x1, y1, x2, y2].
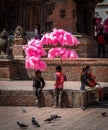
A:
[44, 117, 54, 122]
[50, 115, 61, 119]
[22, 107, 27, 113]
[31, 117, 40, 127]
[101, 112, 107, 117]
[81, 107, 86, 110]
[44, 115, 61, 122]
[17, 121, 28, 129]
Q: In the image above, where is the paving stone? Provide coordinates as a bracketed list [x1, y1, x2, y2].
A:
[0, 106, 108, 130]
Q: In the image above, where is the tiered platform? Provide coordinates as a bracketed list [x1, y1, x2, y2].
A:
[0, 81, 108, 107]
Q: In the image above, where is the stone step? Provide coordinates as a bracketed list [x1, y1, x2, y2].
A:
[0, 81, 108, 107]
[0, 89, 99, 107]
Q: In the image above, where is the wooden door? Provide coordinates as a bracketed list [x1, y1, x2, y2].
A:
[29, 7, 39, 30]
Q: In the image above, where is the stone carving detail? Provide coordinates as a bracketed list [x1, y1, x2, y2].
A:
[14, 26, 24, 40]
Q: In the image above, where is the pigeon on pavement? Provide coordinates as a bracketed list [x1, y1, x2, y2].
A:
[50, 115, 61, 119]
[44, 117, 54, 122]
[22, 107, 27, 113]
[81, 107, 86, 110]
[101, 112, 107, 117]
[31, 117, 40, 127]
[44, 115, 61, 122]
[17, 121, 28, 129]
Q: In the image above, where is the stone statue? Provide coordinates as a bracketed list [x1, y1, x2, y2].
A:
[0, 29, 12, 55]
[14, 26, 24, 40]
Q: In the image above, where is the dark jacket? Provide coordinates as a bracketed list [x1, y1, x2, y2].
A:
[33, 77, 45, 89]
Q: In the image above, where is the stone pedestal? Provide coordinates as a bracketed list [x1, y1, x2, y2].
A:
[13, 39, 27, 58]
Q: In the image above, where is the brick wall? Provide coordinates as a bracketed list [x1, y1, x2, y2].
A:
[47, 0, 76, 32]
[0, 58, 108, 81]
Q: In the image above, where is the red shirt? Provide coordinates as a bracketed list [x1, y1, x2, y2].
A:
[54, 72, 65, 88]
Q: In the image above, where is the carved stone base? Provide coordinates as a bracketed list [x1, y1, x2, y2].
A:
[13, 39, 26, 45]
[13, 45, 24, 57]
[13, 39, 27, 58]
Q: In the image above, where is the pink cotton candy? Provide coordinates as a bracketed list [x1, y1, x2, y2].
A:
[61, 49, 69, 60]
[103, 18, 108, 26]
[53, 28, 65, 36]
[103, 18, 108, 33]
[38, 60, 47, 71]
[25, 57, 47, 71]
[40, 28, 80, 47]
[71, 35, 80, 46]
[25, 57, 37, 69]
[24, 29, 80, 71]
[48, 47, 79, 60]
[25, 45, 46, 58]
[95, 17, 102, 25]
[25, 58, 32, 69]
[23, 38, 47, 71]
[69, 50, 78, 59]
[95, 23, 103, 32]
[48, 47, 61, 59]
[58, 35, 63, 45]
[40, 33, 50, 45]
[104, 26, 108, 33]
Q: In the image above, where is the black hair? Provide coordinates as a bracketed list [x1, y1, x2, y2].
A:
[85, 65, 90, 70]
[56, 65, 62, 72]
[35, 70, 41, 75]
[100, 28, 104, 33]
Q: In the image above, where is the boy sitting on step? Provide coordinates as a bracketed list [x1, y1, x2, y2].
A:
[33, 70, 45, 106]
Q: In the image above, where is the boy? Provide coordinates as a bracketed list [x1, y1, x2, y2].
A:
[80, 67, 87, 90]
[54, 65, 65, 108]
[33, 70, 45, 106]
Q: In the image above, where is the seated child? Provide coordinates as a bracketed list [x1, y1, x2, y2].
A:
[33, 70, 45, 106]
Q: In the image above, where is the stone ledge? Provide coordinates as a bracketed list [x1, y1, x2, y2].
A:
[0, 89, 100, 108]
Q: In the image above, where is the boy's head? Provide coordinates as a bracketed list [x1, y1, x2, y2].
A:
[56, 65, 62, 72]
[85, 65, 90, 70]
[35, 70, 41, 77]
[85, 65, 91, 73]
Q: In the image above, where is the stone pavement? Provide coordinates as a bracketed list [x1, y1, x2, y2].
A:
[0, 81, 108, 130]
[0, 80, 108, 91]
[0, 105, 108, 130]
